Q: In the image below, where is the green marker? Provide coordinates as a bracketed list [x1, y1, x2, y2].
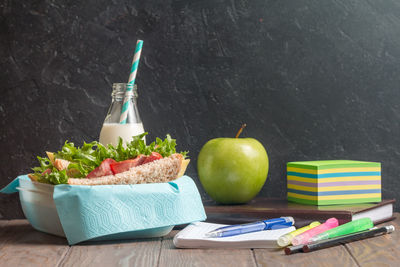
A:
[308, 217, 373, 243]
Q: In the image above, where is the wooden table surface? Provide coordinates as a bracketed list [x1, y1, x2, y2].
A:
[0, 214, 399, 267]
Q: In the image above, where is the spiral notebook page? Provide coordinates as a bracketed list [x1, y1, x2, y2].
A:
[173, 222, 296, 248]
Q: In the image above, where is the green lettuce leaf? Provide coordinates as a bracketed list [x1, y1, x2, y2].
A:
[31, 133, 188, 185]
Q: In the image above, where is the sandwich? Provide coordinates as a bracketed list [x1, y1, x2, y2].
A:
[29, 133, 189, 185]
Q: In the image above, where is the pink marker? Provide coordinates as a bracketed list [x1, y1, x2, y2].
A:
[291, 218, 339, 246]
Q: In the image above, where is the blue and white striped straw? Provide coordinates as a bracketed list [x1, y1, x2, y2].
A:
[119, 40, 143, 124]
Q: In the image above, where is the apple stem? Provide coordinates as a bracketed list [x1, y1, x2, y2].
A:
[235, 124, 247, 138]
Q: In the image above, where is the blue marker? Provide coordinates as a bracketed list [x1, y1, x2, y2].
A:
[205, 217, 295, 238]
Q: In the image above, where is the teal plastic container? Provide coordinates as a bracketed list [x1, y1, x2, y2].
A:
[3, 175, 206, 244]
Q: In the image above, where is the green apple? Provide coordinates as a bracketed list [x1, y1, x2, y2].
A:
[197, 125, 269, 204]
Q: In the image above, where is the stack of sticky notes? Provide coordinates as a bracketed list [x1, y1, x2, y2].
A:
[287, 160, 381, 205]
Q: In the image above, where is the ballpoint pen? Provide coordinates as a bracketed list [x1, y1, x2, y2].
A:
[205, 217, 295, 238]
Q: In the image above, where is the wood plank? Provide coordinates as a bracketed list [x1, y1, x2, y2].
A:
[158, 230, 257, 267]
[0, 220, 9, 227]
[60, 237, 162, 267]
[344, 213, 400, 266]
[0, 220, 10, 248]
[254, 244, 358, 267]
[1, 214, 398, 267]
[0, 220, 69, 267]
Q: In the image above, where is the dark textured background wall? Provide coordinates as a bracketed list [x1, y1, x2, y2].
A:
[1, 0, 400, 219]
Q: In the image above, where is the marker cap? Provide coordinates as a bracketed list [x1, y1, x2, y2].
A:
[277, 235, 291, 247]
[291, 218, 339, 246]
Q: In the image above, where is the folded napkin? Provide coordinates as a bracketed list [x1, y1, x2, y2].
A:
[1, 175, 206, 245]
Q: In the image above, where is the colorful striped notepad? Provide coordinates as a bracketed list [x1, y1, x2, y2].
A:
[287, 160, 381, 205]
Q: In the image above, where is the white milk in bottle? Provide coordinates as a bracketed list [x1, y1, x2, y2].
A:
[99, 83, 145, 146]
[100, 123, 145, 146]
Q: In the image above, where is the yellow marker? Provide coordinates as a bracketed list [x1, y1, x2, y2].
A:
[277, 221, 321, 247]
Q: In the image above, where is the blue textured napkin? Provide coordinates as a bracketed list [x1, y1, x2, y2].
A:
[1, 175, 207, 245]
[0, 175, 23, 193]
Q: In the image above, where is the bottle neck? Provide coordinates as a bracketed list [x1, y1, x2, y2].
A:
[103, 83, 142, 124]
[112, 92, 137, 102]
[112, 83, 138, 101]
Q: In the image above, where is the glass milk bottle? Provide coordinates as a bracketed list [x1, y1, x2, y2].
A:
[99, 83, 145, 146]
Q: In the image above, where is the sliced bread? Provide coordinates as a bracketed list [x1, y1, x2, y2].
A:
[68, 153, 184, 186]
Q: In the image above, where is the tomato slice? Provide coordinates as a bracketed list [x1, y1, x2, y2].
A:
[110, 154, 147, 174]
[87, 158, 116, 178]
[88, 152, 164, 177]
[41, 168, 52, 176]
[142, 152, 163, 164]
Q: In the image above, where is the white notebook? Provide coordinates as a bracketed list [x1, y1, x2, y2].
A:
[173, 222, 296, 249]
